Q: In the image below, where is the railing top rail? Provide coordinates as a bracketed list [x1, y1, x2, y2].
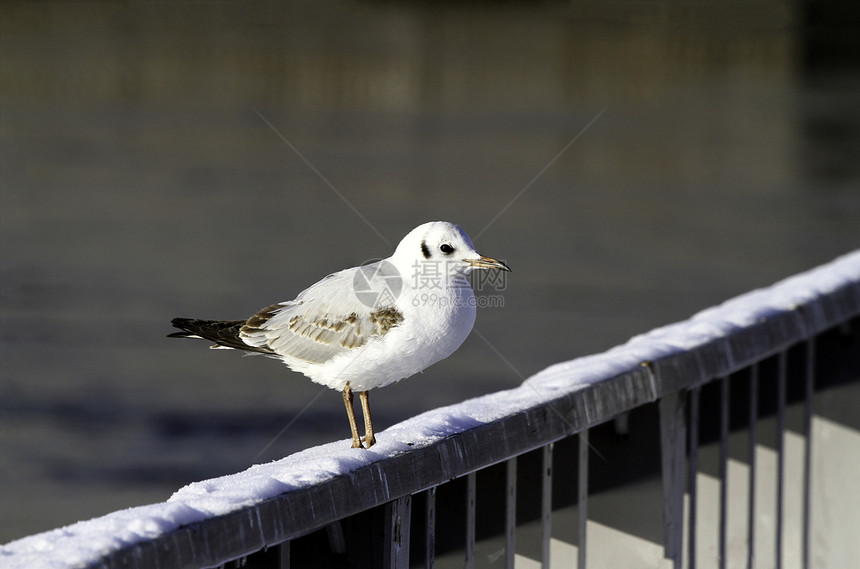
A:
[4, 250, 860, 569]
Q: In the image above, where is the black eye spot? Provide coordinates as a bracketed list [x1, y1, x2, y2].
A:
[440, 244, 454, 255]
[420, 240, 431, 259]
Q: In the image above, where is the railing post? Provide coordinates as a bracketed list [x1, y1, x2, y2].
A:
[688, 386, 701, 569]
[747, 365, 759, 569]
[278, 542, 290, 569]
[718, 376, 730, 569]
[541, 444, 554, 569]
[660, 389, 687, 569]
[578, 430, 589, 569]
[383, 496, 412, 569]
[425, 487, 436, 569]
[801, 339, 815, 569]
[776, 351, 787, 569]
[326, 521, 346, 556]
[466, 472, 477, 569]
[505, 458, 517, 569]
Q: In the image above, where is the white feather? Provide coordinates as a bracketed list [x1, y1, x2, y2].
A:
[235, 221, 499, 392]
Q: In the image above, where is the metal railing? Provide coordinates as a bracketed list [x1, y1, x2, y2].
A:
[4, 251, 859, 569]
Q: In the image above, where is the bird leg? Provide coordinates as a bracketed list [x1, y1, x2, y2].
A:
[359, 390, 376, 448]
[342, 382, 362, 448]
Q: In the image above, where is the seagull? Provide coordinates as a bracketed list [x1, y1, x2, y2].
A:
[168, 221, 510, 449]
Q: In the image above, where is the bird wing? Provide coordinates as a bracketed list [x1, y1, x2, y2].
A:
[239, 267, 404, 365]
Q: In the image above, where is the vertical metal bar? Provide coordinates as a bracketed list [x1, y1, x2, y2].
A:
[747, 364, 758, 569]
[802, 340, 815, 569]
[505, 458, 517, 569]
[688, 386, 700, 569]
[578, 430, 589, 569]
[465, 473, 476, 569]
[660, 391, 687, 569]
[278, 541, 290, 569]
[775, 350, 787, 569]
[384, 495, 412, 569]
[326, 521, 347, 556]
[718, 377, 729, 569]
[541, 443, 553, 569]
[425, 487, 436, 569]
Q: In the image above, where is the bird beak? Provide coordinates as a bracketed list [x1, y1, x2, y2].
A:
[467, 255, 511, 272]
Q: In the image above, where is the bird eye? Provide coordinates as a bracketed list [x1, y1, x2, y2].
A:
[440, 244, 454, 254]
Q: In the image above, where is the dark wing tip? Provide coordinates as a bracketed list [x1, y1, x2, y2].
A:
[168, 318, 195, 338]
[167, 316, 275, 354]
[167, 331, 193, 339]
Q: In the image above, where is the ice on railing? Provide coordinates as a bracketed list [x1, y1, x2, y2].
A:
[3, 250, 859, 568]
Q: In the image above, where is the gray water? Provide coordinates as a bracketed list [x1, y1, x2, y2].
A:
[1, 1, 858, 543]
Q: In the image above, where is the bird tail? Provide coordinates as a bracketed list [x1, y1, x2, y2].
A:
[168, 318, 273, 354]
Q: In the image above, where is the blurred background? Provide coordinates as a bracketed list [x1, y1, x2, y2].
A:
[1, 0, 858, 544]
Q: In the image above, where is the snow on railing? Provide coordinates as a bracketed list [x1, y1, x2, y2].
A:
[3, 251, 860, 569]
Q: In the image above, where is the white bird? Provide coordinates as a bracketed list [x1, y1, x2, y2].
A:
[169, 221, 510, 448]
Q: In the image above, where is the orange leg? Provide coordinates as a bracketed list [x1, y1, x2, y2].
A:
[342, 382, 362, 448]
[359, 390, 376, 448]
